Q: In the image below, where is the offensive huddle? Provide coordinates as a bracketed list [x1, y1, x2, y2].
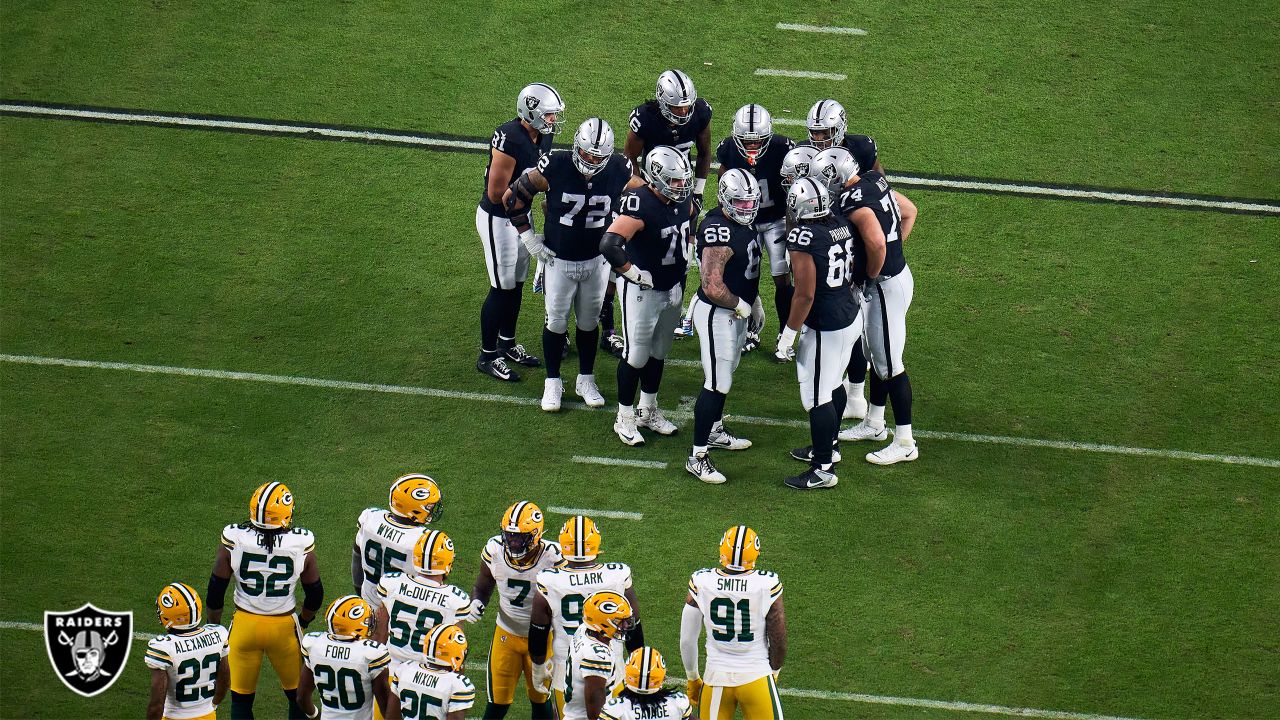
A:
[142, 69, 916, 720]
[477, 70, 919, 490]
[145, 479, 782, 720]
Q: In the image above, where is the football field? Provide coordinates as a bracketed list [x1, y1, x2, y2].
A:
[3, 2, 1279, 719]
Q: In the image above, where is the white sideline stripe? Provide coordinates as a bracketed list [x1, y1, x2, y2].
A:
[3, 353, 1277, 469]
[0, 620, 1150, 719]
[571, 455, 668, 470]
[547, 504, 645, 521]
[776, 22, 868, 35]
[4, 102, 1276, 214]
[755, 68, 848, 81]
[0, 103, 490, 151]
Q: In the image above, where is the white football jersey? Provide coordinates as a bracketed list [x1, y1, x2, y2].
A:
[601, 691, 693, 720]
[301, 633, 391, 720]
[143, 624, 230, 720]
[562, 626, 623, 720]
[536, 562, 632, 691]
[390, 660, 476, 719]
[221, 524, 315, 615]
[354, 508, 429, 608]
[376, 573, 474, 663]
[480, 536, 562, 636]
[688, 568, 782, 685]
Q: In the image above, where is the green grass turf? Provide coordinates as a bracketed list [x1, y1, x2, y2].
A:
[1, 115, 1278, 720]
[3, 1, 1279, 198]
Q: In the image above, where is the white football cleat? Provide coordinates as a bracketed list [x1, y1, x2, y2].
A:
[708, 423, 752, 450]
[686, 452, 727, 484]
[540, 378, 564, 412]
[866, 441, 919, 465]
[839, 420, 888, 442]
[613, 409, 645, 447]
[636, 405, 678, 435]
[842, 395, 868, 420]
[574, 375, 606, 408]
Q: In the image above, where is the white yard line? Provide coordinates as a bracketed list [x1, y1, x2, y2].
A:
[571, 455, 668, 470]
[4, 102, 1276, 214]
[754, 68, 848, 81]
[775, 22, 868, 35]
[772, 117, 808, 126]
[3, 353, 1277, 469]
[0, 621, 1151, 719]
[546, 504, 645, 521]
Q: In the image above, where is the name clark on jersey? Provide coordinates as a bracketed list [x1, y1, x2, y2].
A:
[569, 571, 604, 587]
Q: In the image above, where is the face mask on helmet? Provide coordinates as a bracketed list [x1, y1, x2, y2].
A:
[502, 530, 535, 559]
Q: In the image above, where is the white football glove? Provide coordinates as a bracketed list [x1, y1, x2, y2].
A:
[748, 297, 766, 334]
[520, 230, 555, 263]
[621, 265, 654, 290]
[774, 326, 798, 363]
[732, 299, 752, 320]
[532, 660, 554, 694]
[463, 601, 485, 623]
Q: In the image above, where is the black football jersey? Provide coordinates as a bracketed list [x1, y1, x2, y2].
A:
[802, 132, 879, 175]
[786, 217, 859, 331]
[716, 134, 796, 224]
[479, 118, 553, 215]
[628, 99, 713, 162]
[537, 150, 634, 261]
[695, 208, 762, 306]
[837, 170, 906, 280]
[618, 187, 693, 292]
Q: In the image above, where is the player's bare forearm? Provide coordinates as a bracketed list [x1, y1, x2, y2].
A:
[213, 659, 229, 705]
[386, 693, 403, 720]
[623, 586, 641, 622]
[487, 149, 516, 204]
[297, 665, 318, 717]
[624, 175, 645, 190]
[585, 677, 607, 719]
[374, 606, 390, 644]
[852, 208, 887, 277]
[446, 710, 468, 720]
[894, 190, 917, 241]
[624, 133, 645, 178]
[699, 246, 738, 308]
[766, 599, 787, 672]
[786, 253, 816, 330]
[147, 669, 168, 720]
[373, 671, 390, 715]
[695, 128, 712, 179]
[351, 543, 365, 594]
[471, 563, 497, 606]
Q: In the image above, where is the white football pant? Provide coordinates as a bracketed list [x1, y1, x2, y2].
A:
[475, 206, 530, 290]
[543, 256, 610, 333]
[864, 264, 913, 379]
[691, 296, 746, 394]
[796, 320, 860, 412]
[617, 277, 683, 368]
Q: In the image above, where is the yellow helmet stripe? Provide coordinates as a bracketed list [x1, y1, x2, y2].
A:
[421, 530, 440, 570]
[640, 646, 651, 690]
[732, 525, 747, 568]
[256, 481, 281, 524]
[509, 501, 528, 531]
[172, 583, 200, 625]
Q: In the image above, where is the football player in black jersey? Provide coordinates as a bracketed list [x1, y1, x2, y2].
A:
[716, 104, 796, 353]
[805, 98, 884, 417]
[475, 83, 563, 382]
[812, 149, 921, 465]
[503, 118, 644, 412]
[778, 178, 861, 490]
[685, 170, 764, 484]
[599, 147, 696, 447]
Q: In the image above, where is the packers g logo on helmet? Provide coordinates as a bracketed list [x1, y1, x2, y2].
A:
[413, 530, 456, 577]
[624, 647, 667, 694]
[501, 501, 545, 565]
[389, 473, 443, 524]
[559, 515, 601, 562]
[155, 582, 203, 631]
[249, 482, 294, 529]
[424, 623, 469, 672]
[325, 595, 374, 640]
[582, 591, 633, 640]
[719, 525, 761, 572]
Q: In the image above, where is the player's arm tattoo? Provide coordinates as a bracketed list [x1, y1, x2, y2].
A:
[699, 246, 738, 309]
[765, 596, 787, 672]
[471, 563, 497, 606]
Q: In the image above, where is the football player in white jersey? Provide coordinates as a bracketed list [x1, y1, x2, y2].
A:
[469, 501, 563, 719]
[387, 624, 476, 720]
[353, 474, 442, 608]
[146, 582, 229, 720]
[562, 592, 635, 720]
[297, 596, 391, 720]
[600, 647, 692, 720]
[374, 529, 475, 664]
[680, 526, 786, 720]
[529, 516, 642, 717]
[207, 482, 322, 720]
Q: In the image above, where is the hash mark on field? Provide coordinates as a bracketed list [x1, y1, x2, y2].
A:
[4, 101, 1277, 215]
[0, 621, 1152, 719]
[776, 22, 868, 35]
[772, 117, 808, 126]
[571, 455, 668, 470]
[755, 68, 848, 81]
[2, 354, 1277, 469]
[547, 504, 645, 521]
